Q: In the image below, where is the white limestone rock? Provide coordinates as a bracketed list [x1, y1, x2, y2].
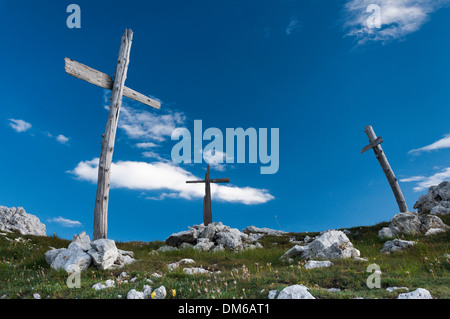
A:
[304, 260, 334, 270]
[380, 239, 416, 254]
[87, 239, 119, 270]
[127, 289, 145, 299]
[50, 247, 91, 274]
[276, 285, 315, 299]
[0, 206, 46, 236]
[397, 288, 432, 299]
[281, 230, 360, 260]
[414, 181, 450, 214]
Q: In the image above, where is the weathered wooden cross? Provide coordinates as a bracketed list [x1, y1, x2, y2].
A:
[361, 125, 408, 213]
[64, 29, 161, 240]
[186, 165, 230, 226]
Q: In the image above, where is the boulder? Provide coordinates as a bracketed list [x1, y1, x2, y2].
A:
[49, 247, 91, 274]
[165, 229, 197, 247]
[276, 285, 315, 299]
[183, 267, 212, 275]
[0, 206, 46, 236]
[380, 239, 415, 254]
[281, 230, 360, 260]
[378, 211, 449, 239]
[414, 181, 450, 215]
[397, 288, 432, 299]
[88, 239, 119, 270]
[68, 231, 91, 251]
[194, 238, 215, 251]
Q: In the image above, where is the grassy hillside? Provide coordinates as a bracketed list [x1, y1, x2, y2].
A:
[0, 216, 449, 299]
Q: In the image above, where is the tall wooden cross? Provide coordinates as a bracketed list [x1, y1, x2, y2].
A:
[186, 165, 230, 226]
[361, 125, 408, 213]
[64, 29, 161, 240]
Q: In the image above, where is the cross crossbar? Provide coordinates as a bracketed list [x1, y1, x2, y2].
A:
[65, 58, 161, 109]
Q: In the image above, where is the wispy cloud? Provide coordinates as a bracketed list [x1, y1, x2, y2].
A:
[409, 134, 450, 154]
[343, 0, 450, 45]
[136, 142, 159, 149]
[285, 18, 301, 35]
[68, 158, 274, 205]
[47, 216, 82, 228]
[56, 134, 70, 144]
[8, 119, 32, 133]
[400, 167, 450, 191]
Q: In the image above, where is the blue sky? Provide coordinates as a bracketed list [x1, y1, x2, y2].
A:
[0, 0, 449, 241]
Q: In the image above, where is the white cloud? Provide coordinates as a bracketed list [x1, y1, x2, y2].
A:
[47, 216, 82, 228]
[400, 167, 450, 191]
[203, 150, 229, 172]
[9, 119, 32, 133]
[56, 134, 69, 144]
[409, 134, 450, 154]
[68, 158, 274, 205]
[286, 18, 300, 35]
[343, 0, 450, 45]
[136, 142, 159, 149]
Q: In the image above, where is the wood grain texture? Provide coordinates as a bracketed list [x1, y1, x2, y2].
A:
[65, 58, 161, 109]
[360, 136, 383, 154]
[93, 29, 133, 240]
[364, 125, 408, 213]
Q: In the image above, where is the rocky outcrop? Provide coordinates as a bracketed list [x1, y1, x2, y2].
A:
[0, 206, 46, 236]
[165, 222, 264, 251]
[414, 181, 450, 215]
[280, 230, 360, 260]
[45, 231, 136, 273]
[378, 211, 449, 239]
[380, 239, 416, 254]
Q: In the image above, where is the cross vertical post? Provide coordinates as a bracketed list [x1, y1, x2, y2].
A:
[93, 29, 133, 240]
[186, 165, 230, 226]
[361, 125, 408, 213]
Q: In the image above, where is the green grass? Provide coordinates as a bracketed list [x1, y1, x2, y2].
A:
[0, 219, 448, 299]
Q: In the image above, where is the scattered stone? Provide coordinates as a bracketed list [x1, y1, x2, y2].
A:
[158, 245, 178, 253]
[127, 289, 144, 299]
[304, 260, 334, 269]
[0, 206, 46, 236]
[276, 285, 315, 299]
[168, 258, 195, 271]
[183, 267, 212, 275]
[327, 288, 341, 293]
[414, 181, 450, 215]
[151, 272, 162, 278]
[92, 279, 115, 290]
[33, 293, 41, 299]
[281, 230, 360, 260]
[386, 287, 409, 293]
[397, 288, 432, 299]
[152, 286, 167, 299]
[380, 239, 416, 254]
[268, 290, 278, 299]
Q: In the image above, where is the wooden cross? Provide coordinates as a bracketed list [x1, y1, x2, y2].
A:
[64, 29, 161, 240]
[361, 125, 408, 213]
[186, 165, 230, 226]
